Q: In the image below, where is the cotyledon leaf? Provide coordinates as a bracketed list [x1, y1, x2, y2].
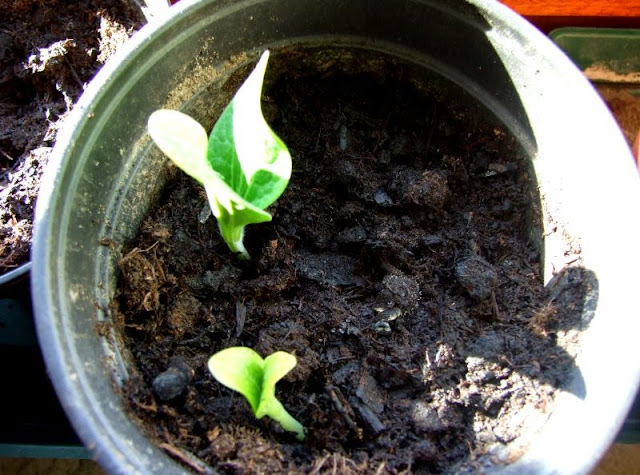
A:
[207, 347, 264, 413]
[207, 347, 305, 440]
[148, 109, 214, 183]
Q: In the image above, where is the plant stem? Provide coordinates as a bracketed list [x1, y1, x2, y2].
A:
[218, 220, 250, 260]
[205, 181, 251, 259]
[259, 397, 305, 441]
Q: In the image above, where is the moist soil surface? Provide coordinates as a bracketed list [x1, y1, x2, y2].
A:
[116, 51, 592, 474]
[0, 0, 144, 273]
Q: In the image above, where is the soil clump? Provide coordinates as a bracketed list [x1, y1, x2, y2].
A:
[0, 0, 144, 273]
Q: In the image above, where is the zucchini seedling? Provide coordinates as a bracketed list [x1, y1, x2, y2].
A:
[148, 50, 291, 259]
[208, 347, 305, 440]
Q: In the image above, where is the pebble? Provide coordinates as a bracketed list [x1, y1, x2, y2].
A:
[421, 234, 444, 247]
[187, 266, 242, 292]
[374, 188, 393, 207]
[356, 371, 385, 414]
[338, 124, 349, 151]
[198, 203, 211, 223]
[382, 274, 420, 308]
[411, 401, 446, 432]
[389, 167, 449, 211]
[152, 360, 194, 401]
[455, 255, 498, 301]
[352, 399, 385, 434]
[203, 267, 242, 291]
[294, 251, 363, 287]
[373, 321, 392, 334]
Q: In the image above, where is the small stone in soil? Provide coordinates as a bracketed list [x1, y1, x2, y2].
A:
[333, 361, 359, 385]
[336, 225, 367, 244]
[455, 255, 498, 302]
[411, 401, 446, 432]
[381, 274, 420, 308]
[411, 401, 462, 433]
[421, 234, 445, 247]
[152, 360, 194, 401]
[373, 321, 392, 334]
[356, 371, 385, 414]
[338, 123, 348, 151]
[188, 266, 242, 292]
[373, 188, 393, 206]
[198, 203, 212, 223]
[389, 167, 450, 211]
[294, 251, 363, 287]
[352, 399, 385, 434]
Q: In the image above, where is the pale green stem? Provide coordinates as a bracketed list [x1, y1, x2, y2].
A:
[217, 217, 250, 260]
[205, 181, 251, 259]
[258, 397, 305, 441]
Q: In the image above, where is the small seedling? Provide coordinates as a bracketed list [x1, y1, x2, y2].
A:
[148, 50, 291, 259]
[208, 346, 305, 441]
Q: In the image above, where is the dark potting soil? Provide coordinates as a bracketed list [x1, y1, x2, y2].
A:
[0, 0, 144, 274]
[114, 50, 594, 474]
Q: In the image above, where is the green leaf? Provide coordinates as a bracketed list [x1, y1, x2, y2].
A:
[147, 109, 214, 183]
[260, 351, 297, 404]
[207, 347, 305, 440]
[207, 50, 292, 210]
[147, 50, 292, 259]
[207, 347, 264, 413]
[256, 351, 305, 440]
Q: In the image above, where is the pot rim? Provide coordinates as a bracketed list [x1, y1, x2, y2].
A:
[0, 262, 31, 289]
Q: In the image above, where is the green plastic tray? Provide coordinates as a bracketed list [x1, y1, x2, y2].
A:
[550, 27, 640, 84]
[0, 276, 89, 459]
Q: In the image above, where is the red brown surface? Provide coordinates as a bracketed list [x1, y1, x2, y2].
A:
[500, 0, 640, 31]
[501, 0, 640, 17]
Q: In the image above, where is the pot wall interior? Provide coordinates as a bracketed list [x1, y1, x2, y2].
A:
[34, 1, 640, 474]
